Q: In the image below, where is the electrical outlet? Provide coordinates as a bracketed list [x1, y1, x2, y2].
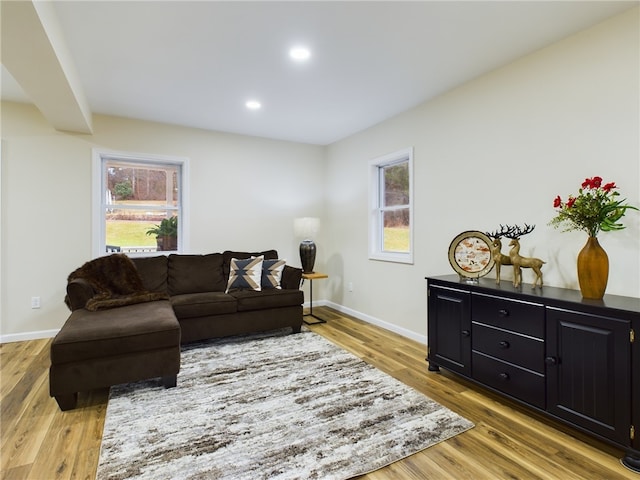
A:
[31, 296, 41, 309]
[347, 282, 353, 292]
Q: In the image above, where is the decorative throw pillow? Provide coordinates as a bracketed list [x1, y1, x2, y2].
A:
[262, 259, 286, 289]
[226, 256, 264, 293]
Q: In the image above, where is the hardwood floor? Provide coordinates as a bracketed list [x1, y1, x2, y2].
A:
[1, 307, 636, 479]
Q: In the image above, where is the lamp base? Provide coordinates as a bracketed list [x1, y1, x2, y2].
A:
[299, 240, 316, 274]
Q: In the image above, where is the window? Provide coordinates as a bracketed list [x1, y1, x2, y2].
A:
[369, 148, 413, 264]
[92, 149, 189, 257]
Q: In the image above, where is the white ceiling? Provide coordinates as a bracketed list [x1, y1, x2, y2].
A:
[2, 1, 637, 145]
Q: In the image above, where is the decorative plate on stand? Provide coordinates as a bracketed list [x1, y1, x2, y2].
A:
[448, 231, 495, 282]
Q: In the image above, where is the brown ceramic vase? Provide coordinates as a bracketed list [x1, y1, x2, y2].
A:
[576, 236, 609, 300]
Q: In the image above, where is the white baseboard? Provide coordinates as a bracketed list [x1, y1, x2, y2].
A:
[322, 300, 427, 345]
[0, 328, 59, 344]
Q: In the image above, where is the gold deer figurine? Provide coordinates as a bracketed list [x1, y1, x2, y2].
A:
[505, 224, 545, 288]
[486, 225, 514, 284]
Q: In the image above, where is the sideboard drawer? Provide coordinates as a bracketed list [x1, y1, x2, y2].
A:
[472, 293, 544, 338]
[472, 351, 545, 409]
[472, 322, 544, 373]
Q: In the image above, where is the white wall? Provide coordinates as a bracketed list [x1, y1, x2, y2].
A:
[0, 103, 325, 340]
[324, 8, 640, 342]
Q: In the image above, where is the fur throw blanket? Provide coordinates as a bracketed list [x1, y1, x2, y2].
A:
[65, 254, 168, 311]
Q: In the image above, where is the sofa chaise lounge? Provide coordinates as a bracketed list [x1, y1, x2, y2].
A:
[50, 249, 303, 410]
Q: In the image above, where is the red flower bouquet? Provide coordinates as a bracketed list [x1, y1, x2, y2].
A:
[550, 176, 638, 237]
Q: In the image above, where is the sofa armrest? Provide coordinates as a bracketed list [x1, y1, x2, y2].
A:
[65, 278, 95, 311]
[281, 265, 302, 290]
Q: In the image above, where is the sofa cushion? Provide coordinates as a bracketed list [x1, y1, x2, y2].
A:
[132, 255, 168, 293]
[226, 256, 264, 292]
[230, 289, 304, 312]
[281, 265, 302, 290]
[50, 300, 180, 364]
[262, 259, 286, 289]
[222, 250, 278, 278]
[168, 253, 226, 295]
[170, 292, 237, 319]
[66, 278, 96, 311]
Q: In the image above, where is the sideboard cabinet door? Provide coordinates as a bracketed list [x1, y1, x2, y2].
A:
[427, 285, 471, 376]
[546, 306, 631, 446]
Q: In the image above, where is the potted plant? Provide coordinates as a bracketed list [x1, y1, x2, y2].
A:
[549, 176, 637, 299]
[146, 216, 178, 251]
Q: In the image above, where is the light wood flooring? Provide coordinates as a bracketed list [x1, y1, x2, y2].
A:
[1, 307, 637, 479]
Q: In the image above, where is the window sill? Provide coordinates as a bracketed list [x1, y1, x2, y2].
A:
[369, 252, 414, 265]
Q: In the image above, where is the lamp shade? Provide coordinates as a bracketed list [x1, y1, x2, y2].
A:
[293, 217, 320, 240]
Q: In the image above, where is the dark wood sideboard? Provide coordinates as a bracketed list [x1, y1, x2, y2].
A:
[426, 274, 640, 472]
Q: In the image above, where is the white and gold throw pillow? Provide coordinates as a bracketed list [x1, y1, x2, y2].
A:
[261, 259, 286, 289]
[226, 256, 264, 292]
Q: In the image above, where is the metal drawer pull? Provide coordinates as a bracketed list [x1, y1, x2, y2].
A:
[498, 372, 510, 380]
[461, 330, 471, 337]
[499, 341, 510, 349]
[545, 356, 558, 365]
[498, 309, 510, 317]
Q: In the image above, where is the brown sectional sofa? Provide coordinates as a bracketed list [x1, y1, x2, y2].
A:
[50, 249, 303, 410]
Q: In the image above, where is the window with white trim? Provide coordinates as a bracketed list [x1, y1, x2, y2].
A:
[369, 148, 413, 264]
[92, 149, 189, 257]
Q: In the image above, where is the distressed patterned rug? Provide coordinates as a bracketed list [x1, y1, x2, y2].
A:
[97, 329, 473, 480]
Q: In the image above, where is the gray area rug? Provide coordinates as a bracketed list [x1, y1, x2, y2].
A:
[97, 329, 473, 480]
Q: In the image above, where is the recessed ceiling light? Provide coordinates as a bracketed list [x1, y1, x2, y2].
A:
[289, 47, 311, 61]
[245, 100, 261, 110]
